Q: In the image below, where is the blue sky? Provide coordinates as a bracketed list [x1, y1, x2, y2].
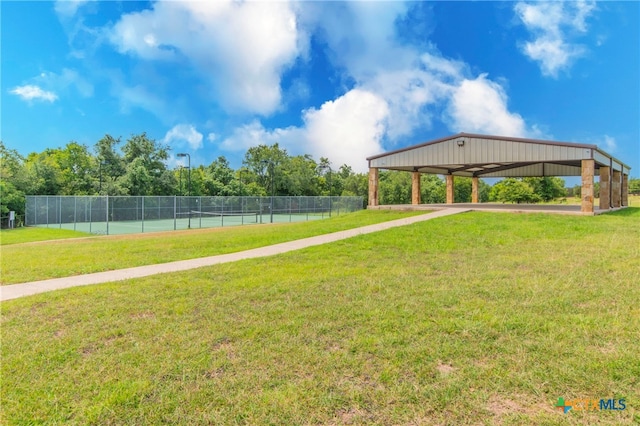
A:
[2, 1, 638, 175]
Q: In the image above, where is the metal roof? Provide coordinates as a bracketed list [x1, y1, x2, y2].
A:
[367, 133, 631, 177]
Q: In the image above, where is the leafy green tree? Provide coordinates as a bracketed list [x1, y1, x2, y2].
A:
[284, 154, 319, 196]
[0, 180, 25, 223]
[208, 156, 235, 187]
[0, 142, 25, 185]
[379, 171, 411, 204]
[0, 142, 29, 222]
[94, 134, 126, 194]
[341, 173, 368, 205]
[454, 177, 472, 203]
[235, 167, 263, 196]
[120, 133, 175, 195]
[523, 177, 566, 201]
[52, 142, 95, 195]
[242, 143, 289, 194]
[420, 175, 446, 204]
[22, 150, 63, 195]
[490, 178, 540, 203]
[629, 177, 640, 195]
[120, 157, 153, 196]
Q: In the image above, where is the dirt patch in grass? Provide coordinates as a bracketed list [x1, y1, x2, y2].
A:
[436, 361, 455, 376]
[487, 394, 556, 423]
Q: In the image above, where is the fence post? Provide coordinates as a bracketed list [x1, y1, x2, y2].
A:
[106, 195, 109, 235]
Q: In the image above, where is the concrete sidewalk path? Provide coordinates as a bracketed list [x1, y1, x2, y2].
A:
[1, 208, 469, 301]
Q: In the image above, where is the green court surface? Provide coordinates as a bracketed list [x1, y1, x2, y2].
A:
[35, 212, 329, 235]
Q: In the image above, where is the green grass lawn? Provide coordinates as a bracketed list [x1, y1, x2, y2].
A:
[0, 210, 425, 284]
[0, 227, 90, 245]
[2, 208, 639, 424]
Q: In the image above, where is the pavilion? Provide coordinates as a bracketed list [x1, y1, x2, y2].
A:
[366, 133, 631, 214]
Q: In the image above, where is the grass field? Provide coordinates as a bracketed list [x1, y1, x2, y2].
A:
[0, 227, 90, 245]
[2, 206, 639, 424]
[0, 210, 425, 284]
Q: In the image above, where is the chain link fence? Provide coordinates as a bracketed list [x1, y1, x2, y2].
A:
[25, 195, 363, 235]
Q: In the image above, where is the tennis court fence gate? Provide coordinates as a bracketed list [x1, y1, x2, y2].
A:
[25, 195, 364, 235]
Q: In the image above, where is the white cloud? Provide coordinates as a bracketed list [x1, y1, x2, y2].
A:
[54, 0, 90, 18]
[9, 85, 58, 102]
[162, 124, 203, 150]
[109, 0, 303, 115]
[207, 133, 217, 143]
[38, 69, 94, 98]
[221, 89, 388, 173]
[219, 3, 540, 172]
[447, 74, 531, 137]
[305, 2, 535, 142]
[115, 83, 168, 119]
[602, 135, 617, 153]
[515, 1, 596, 77]
[220, 120, 300, 153]
[301, 89, 388, 170]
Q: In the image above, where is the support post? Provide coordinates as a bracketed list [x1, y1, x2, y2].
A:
[622, 174, 629, 207]
[368, 168, 379, 207]
[411, 172, 421, 205]
[612, 170, 621, 208]
[472, 176, 479, 203]
[446, 175, 455, 204]
[581, 159, 594, 214]
[599, 166, 610, 210]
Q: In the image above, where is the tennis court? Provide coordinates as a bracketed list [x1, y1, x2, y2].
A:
[26, 195, 363, 235]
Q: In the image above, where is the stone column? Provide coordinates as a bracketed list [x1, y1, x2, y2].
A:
[622, 174, 629, 207]
[581, 159, 594, 214]
[368, 168, 379, 207]
[411, 171, 421, 205]
[599, 166, 610, 210]
[472, 176, 479, 203]
[612, 170, 621, 207]
[446, 175, 455, 204]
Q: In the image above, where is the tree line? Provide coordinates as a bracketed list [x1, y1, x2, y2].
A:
[0, 134, 371, 222]
[2, 134, 636, 224]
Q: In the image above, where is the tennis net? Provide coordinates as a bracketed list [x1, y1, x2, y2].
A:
[177, 210, 260, 224]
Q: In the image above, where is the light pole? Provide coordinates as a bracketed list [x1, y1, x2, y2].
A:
[319, 164, 332, 217]
[177, 153, 191, 228]
[260, 160, 275, 223]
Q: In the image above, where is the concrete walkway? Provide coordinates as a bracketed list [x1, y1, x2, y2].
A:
[1, 208, 469, 301]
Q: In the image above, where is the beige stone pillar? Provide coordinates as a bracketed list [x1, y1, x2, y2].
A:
[581, 159, 594, 214]
[471, 176, 479, 203]
[599, 166, 610, 210]
[368, 168, 379, 207]
[622, 174, 629, 206]
[411, 172, 421, 205]
[446, 175, 455, 204]
[612, 170, 621, 207]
